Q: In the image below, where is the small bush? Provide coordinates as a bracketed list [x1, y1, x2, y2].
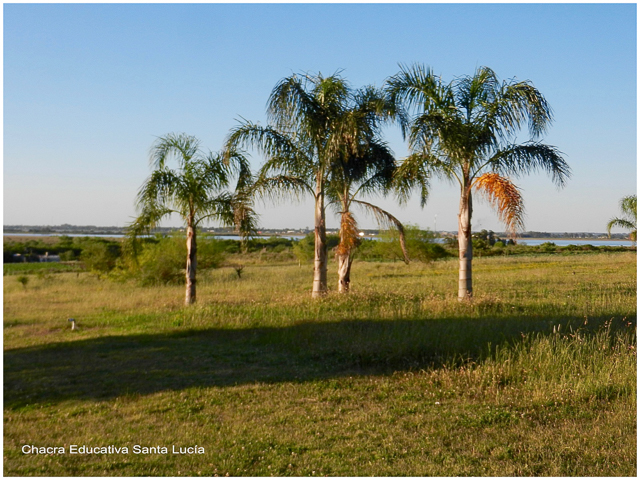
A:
[136, 237, 184, 285]
[292, 233, 339, 264]
[81, 241, 121, 273]
[360, 226, 450, 263]
[59, 250, 76, 261]
[538, 241, 557, 253]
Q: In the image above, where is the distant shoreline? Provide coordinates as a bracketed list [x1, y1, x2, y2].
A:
[2, 229, 631, 242]
[3, 232, 634, 247]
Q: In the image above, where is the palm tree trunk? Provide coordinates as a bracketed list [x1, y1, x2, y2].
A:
[458, 187, 473, 301]
[312, 179, 328, 298]
[337, 253, 354, 293]
[185, 221, 197, 305]
[337, 208, 357, 293]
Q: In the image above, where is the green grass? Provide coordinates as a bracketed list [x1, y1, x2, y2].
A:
[3, 262, 82, 276]
[3, 252, 636, 476]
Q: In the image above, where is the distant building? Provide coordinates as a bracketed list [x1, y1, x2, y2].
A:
[38, 252, 60, 263]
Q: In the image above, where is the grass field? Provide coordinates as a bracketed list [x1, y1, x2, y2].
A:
[3, 252, 637, 476]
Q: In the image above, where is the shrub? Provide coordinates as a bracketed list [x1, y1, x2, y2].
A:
[292, 233, 339, 264]
[80, 241, 121, 273]
[472, 238, 489, 251]
[59, 250, 76, 261]
[360, 226, 450, 263]
[135, 235, 226, 286]
[246, 237, 294, 253]
[16, 275, 29, 289]
[538, 241, 557, 253]
[136, 237, 184, 286]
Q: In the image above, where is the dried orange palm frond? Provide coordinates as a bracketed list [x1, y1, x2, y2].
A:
[337, 211, 360, 256]
[474, 173, 525, 238]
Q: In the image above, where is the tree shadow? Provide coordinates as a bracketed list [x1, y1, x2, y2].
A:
[4, 314, 632, 409]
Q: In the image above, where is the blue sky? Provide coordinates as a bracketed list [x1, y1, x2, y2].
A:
[3, 3, 637, 233]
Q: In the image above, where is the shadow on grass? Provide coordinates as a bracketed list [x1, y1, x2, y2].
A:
[4, 314, 632, 409]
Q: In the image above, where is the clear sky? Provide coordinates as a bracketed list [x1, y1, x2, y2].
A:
[3, 3, 637, 233]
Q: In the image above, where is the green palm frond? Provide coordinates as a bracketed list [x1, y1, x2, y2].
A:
[129, 204, 176, 236]
[500, 80, 553, 139]
[386, 63, 453, 141]
[607, 218, 636, 232]
[352, 199, 409, 263]
[194, 192, 234, 226]
[222, 149, 254, 192]
[393, 153, 433, 207]
[226, 121, 314, 181]
[149, 133, 202, 169]
[620, 195, 637, 219]
[135, 169, 181, 212]
[487, 142, 570, 187]
[252, 175, 314, 204]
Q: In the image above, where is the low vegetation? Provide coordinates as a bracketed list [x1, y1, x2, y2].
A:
[3, 243, 636, 476]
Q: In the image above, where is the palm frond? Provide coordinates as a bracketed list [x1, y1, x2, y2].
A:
[385, 63, 445, 115]
[226, 121, 315, 180]
[337, 211, 360, 256]
[135, 169, 181, 212]
[393, 153, 432, 207]
[126, 203, 177, 261]
[149, 133, 201, 169]
[267, 74, 327, 137]
[607, 218, 636, 233]
[252, 175, 314, 205]
[128, 204, 176, 237]
[474, 173, 525, 238]
[620, 195, 637, 219]
[221, 148, 254, 191]
[488, 142, 570, 188]
[501, 80, 553, 139]
[230, 192, 260, 241]
[352, 199, 409, 263]
[194, 192, 235, 226]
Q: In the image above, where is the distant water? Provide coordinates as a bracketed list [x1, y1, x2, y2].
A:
[2, 233, 304, 241]
[4, 233, 128, 238]
[3, 232, 633, 247]
[516, 238, 633, 247]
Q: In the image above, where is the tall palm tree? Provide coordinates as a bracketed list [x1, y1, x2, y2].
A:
[130, 133, 258, 305]
[607, 194, 637, 242]
[227, 72, 404, 297]
[387, 64, 570, 300]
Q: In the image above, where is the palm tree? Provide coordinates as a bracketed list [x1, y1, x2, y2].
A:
[227, 72, 404, 297]
[325, 86, 409, 293]
[130, 133, 258, 305]
[387, 64, 570, 300]
[607, 195, 637, 242]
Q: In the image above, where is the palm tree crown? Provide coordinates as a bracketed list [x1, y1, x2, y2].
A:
[388, 65, 570, 190]
[607, 194, 637, 242]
